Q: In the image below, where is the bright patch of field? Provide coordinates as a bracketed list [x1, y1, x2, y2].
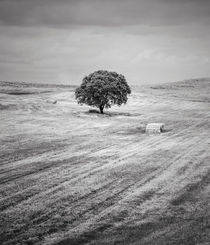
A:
[0, 79, 210, 245]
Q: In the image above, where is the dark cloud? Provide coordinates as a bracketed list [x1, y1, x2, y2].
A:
[0, 0, 210, 28]
[0, 0, 210, 84]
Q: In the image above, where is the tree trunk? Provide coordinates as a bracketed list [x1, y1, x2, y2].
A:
[99, 105, 104, 114]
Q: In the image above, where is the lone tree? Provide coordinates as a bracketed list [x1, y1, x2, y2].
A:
[75, 70, 131, 114]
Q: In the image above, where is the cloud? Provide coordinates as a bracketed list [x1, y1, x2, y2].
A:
[0, 0, 210, 84]
[0, 0, 210, 28]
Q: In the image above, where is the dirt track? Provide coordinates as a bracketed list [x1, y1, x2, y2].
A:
[0, 79, 210, 244]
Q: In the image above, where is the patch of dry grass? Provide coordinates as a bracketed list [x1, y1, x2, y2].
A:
[0, 79, 210, 244]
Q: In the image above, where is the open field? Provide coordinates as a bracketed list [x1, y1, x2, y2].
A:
[0, 79, 210, 245]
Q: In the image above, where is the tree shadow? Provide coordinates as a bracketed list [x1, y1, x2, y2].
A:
[86, 109, 142, 117]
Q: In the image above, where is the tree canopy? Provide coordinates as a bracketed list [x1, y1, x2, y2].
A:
[75, 70, 131, 114]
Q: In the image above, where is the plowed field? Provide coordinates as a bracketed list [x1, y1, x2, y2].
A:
[0, 79, 210, 244]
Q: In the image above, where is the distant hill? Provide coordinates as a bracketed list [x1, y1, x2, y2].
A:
[150, 77, 210, 90]
[0, 81, 78, 95]
[0, 80, 77, 89]
[149, 78, 210, 103]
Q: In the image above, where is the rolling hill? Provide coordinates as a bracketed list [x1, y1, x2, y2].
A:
[0, 78, 209, 245]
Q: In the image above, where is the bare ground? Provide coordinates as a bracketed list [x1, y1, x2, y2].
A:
[0, 79, 210, 245]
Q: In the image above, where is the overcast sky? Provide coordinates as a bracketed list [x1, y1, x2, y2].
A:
[0, 0, 210, 85]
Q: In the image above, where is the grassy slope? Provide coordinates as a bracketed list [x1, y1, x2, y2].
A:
[0, 79, 210, 245]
